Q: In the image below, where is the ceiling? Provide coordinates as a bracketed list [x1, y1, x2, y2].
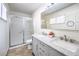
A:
[8, 3, 46, 15]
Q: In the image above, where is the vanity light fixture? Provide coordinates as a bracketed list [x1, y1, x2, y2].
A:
[46, 3, 54, 8]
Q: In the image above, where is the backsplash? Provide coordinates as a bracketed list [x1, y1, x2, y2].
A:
[51, 29, 79, 41]
[41, 29, 79, 41]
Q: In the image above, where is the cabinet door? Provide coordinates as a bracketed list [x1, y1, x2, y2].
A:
[32, 37, 38, 56]
[48, 47, 64, 56]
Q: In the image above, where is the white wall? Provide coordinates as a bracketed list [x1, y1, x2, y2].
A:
[8, 11, 32, 24]
[9, 11, 31, 17]
[0, 18, 8, 56]
[0, 3, 10, 56]
[32, 5, 48, 34]
[32, 3, 79, 41]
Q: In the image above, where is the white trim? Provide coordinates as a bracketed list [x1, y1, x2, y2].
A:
[0, 17, 7, 22]
[9, 44, 26, 50]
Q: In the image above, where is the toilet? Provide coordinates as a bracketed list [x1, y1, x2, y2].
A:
[25, 39, 32, 49]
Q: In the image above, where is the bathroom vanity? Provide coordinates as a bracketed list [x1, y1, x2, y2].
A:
[32, 34, 79, 56]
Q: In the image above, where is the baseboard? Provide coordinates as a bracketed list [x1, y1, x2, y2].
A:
[9, 44, 26, 50]
[5, 46, 9, 56]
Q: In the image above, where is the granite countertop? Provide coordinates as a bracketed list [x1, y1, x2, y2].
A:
[32, 33, 79, 56]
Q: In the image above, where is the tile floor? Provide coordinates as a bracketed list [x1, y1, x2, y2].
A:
[7, 45, 33, 56]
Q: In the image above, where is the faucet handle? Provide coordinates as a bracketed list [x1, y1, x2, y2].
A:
[69, 39, 75, 43]
[59, 36, 64, 40]
[64, 35, 68, 41]
[64, 35, 66, 37]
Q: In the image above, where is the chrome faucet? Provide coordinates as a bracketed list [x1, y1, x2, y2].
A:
[64, 35, 68, 41]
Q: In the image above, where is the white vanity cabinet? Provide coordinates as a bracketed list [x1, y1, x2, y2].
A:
[38, 40, 49, 56]
[32, 37, 39, 56]
[38, 40, 64, 56]
[48, 47, 64, 56]
[32, 37, 48, 56]
[32, 36, 64, 56]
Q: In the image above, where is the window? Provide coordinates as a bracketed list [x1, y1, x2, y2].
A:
[50, 18, 56, 24]
[1, 4, 7, 20]
[0, 3, 7, 20]
[56, 16, 65, 23]
[49, 15, 65, 24]
[0, 3, 1, 17]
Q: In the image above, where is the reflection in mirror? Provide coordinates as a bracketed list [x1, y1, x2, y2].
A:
[49, 18, 56, 24]
[56, 16, 65, 23]
[41, 15, 47, 29]
[41, 3, 74, 30]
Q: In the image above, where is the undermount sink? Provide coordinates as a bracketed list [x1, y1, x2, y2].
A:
[52, 40, 78, 52]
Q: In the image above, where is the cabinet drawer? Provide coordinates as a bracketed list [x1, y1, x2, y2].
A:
[39, 41, 48, 48]
[39, 47, 46, 53]
[38, 47, 48, 56]
[48, 47, 64, 56]
[38, 41, 48, 56]
[39, 51, 45, 56]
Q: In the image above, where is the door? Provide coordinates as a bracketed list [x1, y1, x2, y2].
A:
[23, 18, 33, 42]
[10, 16, 23, 46]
